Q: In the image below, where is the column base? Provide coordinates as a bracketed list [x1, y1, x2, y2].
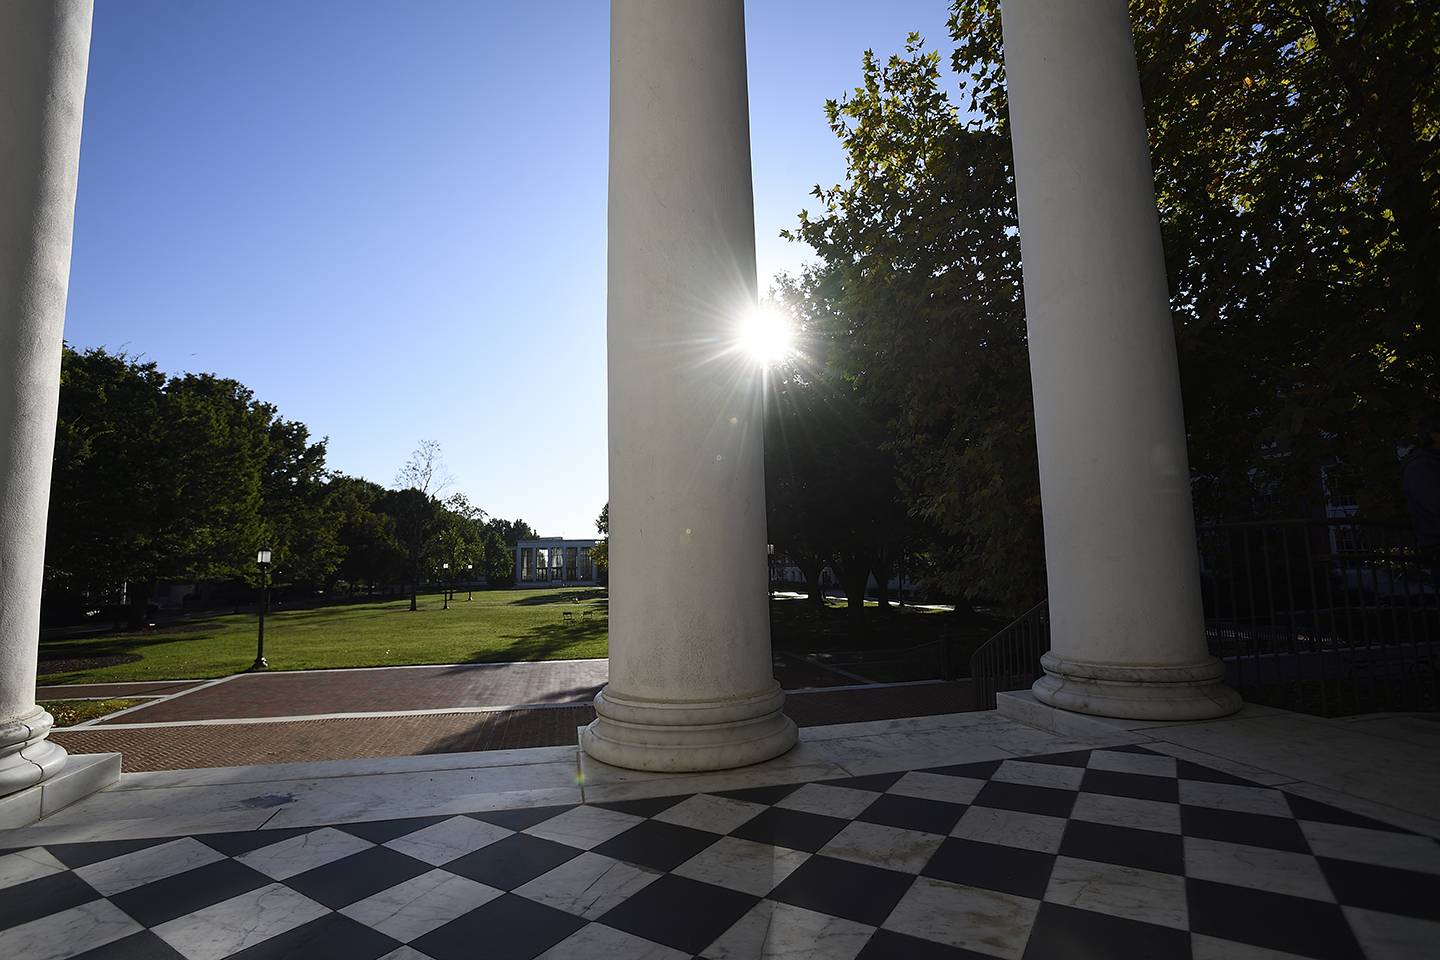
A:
[0, 707, 68, 798]
[1032, 651, 1241, 721]
[581, 683, 798, 773]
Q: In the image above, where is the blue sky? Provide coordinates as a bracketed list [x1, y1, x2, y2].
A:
[66, 0, 954, 538]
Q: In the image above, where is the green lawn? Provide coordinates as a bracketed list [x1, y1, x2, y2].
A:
[38, 588, 609, 685]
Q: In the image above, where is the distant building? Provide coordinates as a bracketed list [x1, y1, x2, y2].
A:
[515, 538, 601, 586]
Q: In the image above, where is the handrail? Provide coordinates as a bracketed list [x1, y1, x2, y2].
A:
[969, 598, 1050, 710]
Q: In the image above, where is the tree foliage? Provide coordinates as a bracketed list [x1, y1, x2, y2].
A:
[44, 348, 533, 622]
[773, 1, 1438, 609]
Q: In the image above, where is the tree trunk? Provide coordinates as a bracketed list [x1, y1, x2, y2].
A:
[874, 546, 892, 613]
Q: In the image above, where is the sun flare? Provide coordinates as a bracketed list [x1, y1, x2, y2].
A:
[738, 304, 795, 367]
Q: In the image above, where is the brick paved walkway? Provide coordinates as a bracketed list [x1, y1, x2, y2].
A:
[51, 682, 975, 771]
[36, 680, 205, 700]
[91, 660, 612, 724]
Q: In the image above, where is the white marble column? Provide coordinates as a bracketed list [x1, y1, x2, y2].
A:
[0, 0, 94, 797]
[583, 0, 797, 771]
[1001, 0, 1240, 720]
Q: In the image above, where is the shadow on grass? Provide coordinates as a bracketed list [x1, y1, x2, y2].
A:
[508, 589, 607, 607]
[465, 619, 608, 665]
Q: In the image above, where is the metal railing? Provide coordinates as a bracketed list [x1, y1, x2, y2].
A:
[1198, 519, 1439, 716]
[970, 599, 1049, 709]
[967, 519, 1440, 717]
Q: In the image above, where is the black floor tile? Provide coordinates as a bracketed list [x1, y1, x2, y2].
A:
[414, 893, 586, 960]
[441, 832, 581, 890]
[334, 815, 449, 844]
[1285, 794, 1414, 834]
[1176, 760, 1259, 787]
[820, 771, 906, 792]
[283, 845, 432, 908]
[600, 874, 757, 954]
[711, 782, 803, 805]
[1180, 805, 1309, 853]
[922, 837, 1056, 899]
[44, 837, 170, 869]
[193, 826, 315, 857]
[921, 759, 1003, 780]
[0, 870, 100, 931]
[858, 928, 996, 959]
[227, 912, 400, 960]
[1187, 877, 1364, 960]
[1059, 819, 1184, 875]
[592, 819, 719, 871]
[110, 859, 271, 928]
[72, 930, 186, 959]
[1079, 768, 1179, 803]
[1101, 744, 1165, 756]
[1022, 902, 1190, 960]
[730, 807, 850, 853]
[971, 780, 1077, 819]
[469, 804, 575, 831]
[592, 794, 688, 818]
[769, 855, 915, 926]
[1015, 749, 1092, 768]
[1319, 856, 1440, 921]
[859, 793, 966, 836]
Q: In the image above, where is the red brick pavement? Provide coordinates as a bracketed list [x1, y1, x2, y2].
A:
[52, 682, 976, 772]
[96, 660, 610, 724]
[37, 680, 205, 700]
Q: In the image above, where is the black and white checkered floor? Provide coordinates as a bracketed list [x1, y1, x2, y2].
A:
[3, 745, 1438, 959]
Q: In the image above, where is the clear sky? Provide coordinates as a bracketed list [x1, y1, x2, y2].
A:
[65, 0, 954, 538]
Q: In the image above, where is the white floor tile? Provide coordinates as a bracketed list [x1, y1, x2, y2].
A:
[538, 922, 688, 960]
[1183, 836, 1334, 902]
[1071, 792, 1182, 834]
[0, 847, 65, 890]
[523, 805, 643, 850]
[883, 876, 1040, 960]
[950, 806, 1068, 854]
[1300, 821, 1440, 875]
[0, 898, 141, 960]
[514, 851, 660, 919]
[234, 826, 373, 880]
[1087, 750, 1177, 779]
[1044, 856, 1189, 930]
[341, 869, 501, 942]
[1342, 906, 1440, 960]
[775, 783, 878, 820]
[74, 837, 223, 895]
[701, 900, 873, 960]
[992, 760, 1085, 791]
[819, 820, 944, 874]
[151, 883, 327, 960]
[654, 794, 766, 834]
[1178, 780, 1291, 818]
[383, 816, 511, 865]
[886, 772, 987, 805]
[673, 836, 809, 897]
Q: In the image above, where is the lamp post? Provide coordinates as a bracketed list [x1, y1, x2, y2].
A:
[466, 563, 474, 601]
[442, 562, 450, 610]
[252, 548, 272, 671]
[767, 543, 775, 600]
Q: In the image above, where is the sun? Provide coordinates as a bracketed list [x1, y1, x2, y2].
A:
[738, 303, 795, 367]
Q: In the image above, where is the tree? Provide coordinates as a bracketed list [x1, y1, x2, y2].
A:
[780, 36, 1043, 609]
[327, 474, 403, 594]
[391, 440, 450, 611]
[590, 502, 609, 582]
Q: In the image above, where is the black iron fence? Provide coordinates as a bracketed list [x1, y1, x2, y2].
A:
[969, 519, 1440, 716]
[1198, 519, 1439, 716]
[970, 599, 1049, 710]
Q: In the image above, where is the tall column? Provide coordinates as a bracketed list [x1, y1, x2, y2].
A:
[583, 0, 796, 771]
[0, 0, 94, 797]
[1001, 0, 1239, 720]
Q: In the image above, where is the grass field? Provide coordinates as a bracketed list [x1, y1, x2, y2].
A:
[37, 588, 609, 685]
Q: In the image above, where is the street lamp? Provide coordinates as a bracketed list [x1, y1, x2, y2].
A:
[442, 562, 450, 610]
[252, 548, 272, 671]
[466, 563, 474, 601]
[767, 543, 775, 600]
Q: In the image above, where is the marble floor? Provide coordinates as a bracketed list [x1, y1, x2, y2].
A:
[2, 705, 1438, 959]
